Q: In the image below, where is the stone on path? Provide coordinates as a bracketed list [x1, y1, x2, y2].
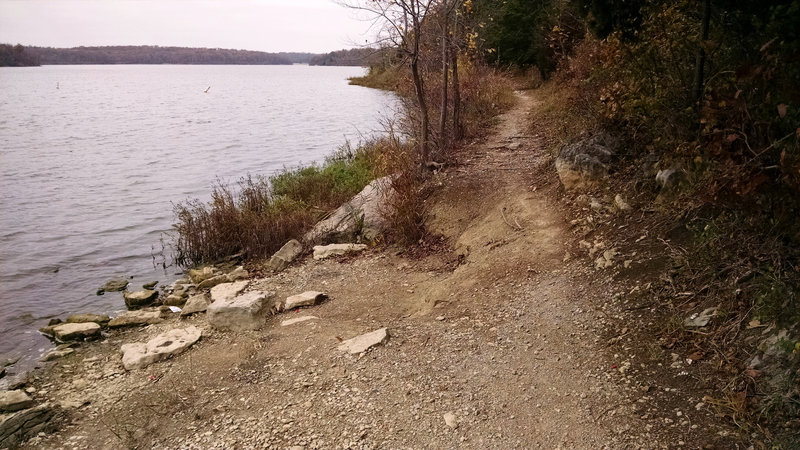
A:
[210, 280, 249, 303]
[226, 266, 249, 282]
[280, 316, 319, 327]
[207, 291, 273, 331]
[443, 411, 458, 429]
[123, 289, 158, 309]
[51, 323, 100, 341]
[0, 403, 59, 448]
[120, 326, 202, 370]
[337, 328, 389, 354]
[65, 313, 110, 325]
[0, 390, 34, 413]
[268, 239, 303, 272]
[180, 294, 210, 316]
[283, 291, 326, 311]
[312, 243, 367, 260]
[108, 309, 163, 328]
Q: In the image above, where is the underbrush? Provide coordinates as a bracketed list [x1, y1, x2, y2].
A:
[171, 139, 393, 267]
[348, 65, 402, 91]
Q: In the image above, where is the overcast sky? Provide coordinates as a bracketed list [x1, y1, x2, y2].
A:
[0, 0, 377, 53]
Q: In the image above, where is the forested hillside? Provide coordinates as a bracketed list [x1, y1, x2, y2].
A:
[25, 45, 296, 65]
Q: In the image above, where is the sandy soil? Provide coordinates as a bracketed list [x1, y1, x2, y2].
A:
[20, 90, 738, 449]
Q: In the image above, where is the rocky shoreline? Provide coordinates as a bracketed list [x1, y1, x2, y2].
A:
[0, 176, 392, 448]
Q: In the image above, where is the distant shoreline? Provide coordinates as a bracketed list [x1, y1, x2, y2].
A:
[0, 44, 378, 67]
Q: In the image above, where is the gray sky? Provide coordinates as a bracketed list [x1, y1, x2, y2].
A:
[0, 0, 377, 53]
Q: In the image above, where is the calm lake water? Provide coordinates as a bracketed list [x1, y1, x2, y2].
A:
[0, 64, 395, 377]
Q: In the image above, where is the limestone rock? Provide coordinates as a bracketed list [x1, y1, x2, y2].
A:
[120, 326, 202, 370]
[100, 278, 128, 293]
[337, 328, 389, 354]
[188, 266, 217, 284]
[123, 289, 158, 309]
[207, 291, 273, 331]
[41, 348, 74, 362]
[210, 280, 248, 303]
[312, 243, 367, 260]
[555, 134, 616, 190]
[0, 390, 34, 413]
[685, 307, 717, 328]
[0, 403, 59, 448]
[226, 266, 249, 282]
[268, 239, 303, 272]
[142, 280, 158, 290]
[614, 194, 632, 212]
[197, 275, 228, 290]
[65, 313, 110, 325]
[180, 294, 210, 316]
[162, 294, 186, 307]
[107, 309, 163, 328]
[443, 411, 458, 429]
[280, 316, 319, 327]
[282, 291, 326, 312]
[304, 176, 394, 244]
[51, 323, 100, 341]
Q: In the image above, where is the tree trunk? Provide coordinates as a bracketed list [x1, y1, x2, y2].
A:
[439, 19, 449, 154]
[692, 0, 711, 105]
[451, 21, 461, 140]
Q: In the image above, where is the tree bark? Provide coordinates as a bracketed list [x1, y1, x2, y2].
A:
[451, 15, 461, 140]
[439, 18, 450, 154]
[692, 0, 711, 105]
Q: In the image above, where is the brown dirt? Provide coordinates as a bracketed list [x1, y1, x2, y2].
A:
[21, 90, 740, 449]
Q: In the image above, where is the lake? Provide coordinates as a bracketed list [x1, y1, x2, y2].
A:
[0, 64, 395, 377]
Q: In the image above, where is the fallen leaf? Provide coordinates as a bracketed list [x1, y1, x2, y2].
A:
[745, 368, 762, 378]
[688, 351, 704, 361]
[777, 104, 788, 118]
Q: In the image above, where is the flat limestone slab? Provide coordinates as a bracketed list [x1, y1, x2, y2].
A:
[120, 326, 201, 370]
[180, 294, 210, 316]
[0, 390, 34, 413]
[312, 243, 367, 260]
[52, 322, 100, 341]
[268, 239, 303, 272]
[108, 309, 163, 328]
[337, 328, 389, 354]
[280, 316, 319, 327]
[283, 291, 326, 311]
[210, 280, 249, 303]
[207, 291, 273, 331]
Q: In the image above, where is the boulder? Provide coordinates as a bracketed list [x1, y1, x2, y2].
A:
[312, 243, 367, 260]
[207, 291, 273, 331]
[120, 326, 202, 370]
[142, 281, 158, 290]
[614, 194, 632, 212]
[180, 294, 211, 316]
[337, 328, 390, 354]
[210, 280, 249, 303]
[0, 403, 59, 448]
[188, 266, 217, 284]
[0, 390, 34, 413]
[268, 239, 303, 272]
[282, 291, 326, 311]
[123, 290, 158, 309]
[304, 176, 394, 244]
[555, 134, 616, 190]
[107, 309, 163, 328]
[51, 323, 100, 341]
[280, 316, 319, 327]
[65, 313, 110, 325]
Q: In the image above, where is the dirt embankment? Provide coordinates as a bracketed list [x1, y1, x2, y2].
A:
[19, 90, 741, 449]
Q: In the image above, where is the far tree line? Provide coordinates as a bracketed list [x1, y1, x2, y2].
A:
[0, 44, 381, 67]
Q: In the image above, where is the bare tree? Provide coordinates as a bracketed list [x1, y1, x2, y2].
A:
[340, 0, 436, 162]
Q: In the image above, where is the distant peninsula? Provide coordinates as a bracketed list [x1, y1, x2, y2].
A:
[0, 44, 382, 67]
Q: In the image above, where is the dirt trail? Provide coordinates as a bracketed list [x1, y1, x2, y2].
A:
[27, 91, 690, 449]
